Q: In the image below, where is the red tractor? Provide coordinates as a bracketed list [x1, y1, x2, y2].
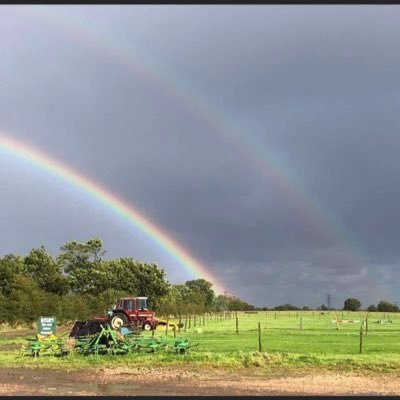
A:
[107, 296, 157, 331]
[69, 296, 181, 338]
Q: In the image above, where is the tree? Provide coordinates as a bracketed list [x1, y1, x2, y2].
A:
[0, 292, 8, 323]
[58, 238, 105, 273]
[102, 258, 170, 309]
[60, 294, 92, 322]
[85, 238, 106, 262]
[215, 295, 229, 312]
[274, 304, 301, 311]
[184, 279, 215, 309]
[0, 254, 24, 295]
[377, 300, 399, 312]
[367, 304, 377, 312]
[7, 275, 48, 325]
[24, 247, 69, 295]
[343, 298, 361, 311]
[158, 284, 196, 315]
[57, 239, 106, 294]
[185, 289, 208, 314]
[215, 294, 255, 311]
[125, 259, 170, 309]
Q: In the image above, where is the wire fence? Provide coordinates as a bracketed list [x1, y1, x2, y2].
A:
[157, 311, 400, 355]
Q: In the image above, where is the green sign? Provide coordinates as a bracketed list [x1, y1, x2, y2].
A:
[37, 316, 56, 335]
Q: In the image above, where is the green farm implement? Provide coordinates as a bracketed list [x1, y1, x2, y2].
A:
[74, 325, 131, 355]
[22, 333, 67, 357]
[21, 308, 197, 357]
[71, 323, 197, 356]
[123, 333, 197, 354]
[20, 316, 68, 357]
[170, 337, 197, 354]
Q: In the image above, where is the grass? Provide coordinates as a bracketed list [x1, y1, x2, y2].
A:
[1, 310, 400, 373]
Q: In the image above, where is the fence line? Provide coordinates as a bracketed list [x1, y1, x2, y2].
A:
[157, 311, 400, 355]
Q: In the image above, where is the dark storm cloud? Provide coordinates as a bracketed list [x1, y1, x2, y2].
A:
[1, 6, 400, 307]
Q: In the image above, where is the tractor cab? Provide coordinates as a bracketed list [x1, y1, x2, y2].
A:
[114, 297, 148, 312]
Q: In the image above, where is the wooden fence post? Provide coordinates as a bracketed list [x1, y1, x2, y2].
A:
[188, 315, 191, 329]
[300, 317, 303, 331]
[165, 317, 169, 336]
[359, 325, 363, 354]
[335, 314, 340, 331]
[258, 321, 262, 352]
[236, 316, 239, 334]
[365, 317, 368, 336]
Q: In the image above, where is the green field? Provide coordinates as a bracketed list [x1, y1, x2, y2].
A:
[1, 310, 400, 373]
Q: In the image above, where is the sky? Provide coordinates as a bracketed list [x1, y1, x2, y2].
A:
[0, 5, 400, 308]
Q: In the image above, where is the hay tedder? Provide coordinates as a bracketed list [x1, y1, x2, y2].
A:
[23, 333, 68, 358]
[71, 322, 196, 356]
[21, 317, 68, 358]
[24, 322, 196, 357]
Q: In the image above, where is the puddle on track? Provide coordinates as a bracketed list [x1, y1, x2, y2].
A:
[49, 383, 140, 396]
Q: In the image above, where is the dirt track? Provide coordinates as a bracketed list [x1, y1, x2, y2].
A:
[0, 366, 399, 396]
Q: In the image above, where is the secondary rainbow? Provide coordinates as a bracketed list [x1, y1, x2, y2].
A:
[24, 7, 348, 242]
[16, 8, 383, 294]
[24, 6, 365, 253]
[0, 132, 226, 294]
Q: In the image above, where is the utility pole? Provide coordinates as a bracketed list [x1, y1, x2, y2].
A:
[327, 294, 332, 310]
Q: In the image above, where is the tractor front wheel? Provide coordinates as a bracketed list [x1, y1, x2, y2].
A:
[143, 322, 153, 331]
[110, 313, 128, 330]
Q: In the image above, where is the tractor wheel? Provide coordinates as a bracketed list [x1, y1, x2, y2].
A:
[143, 322, 153, 331]
[110, 313, 128, 330]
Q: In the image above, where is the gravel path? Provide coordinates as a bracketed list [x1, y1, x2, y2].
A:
[0, 366, 399, 396]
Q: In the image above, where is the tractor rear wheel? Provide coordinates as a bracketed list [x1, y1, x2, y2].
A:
[110, 313, 128, 330]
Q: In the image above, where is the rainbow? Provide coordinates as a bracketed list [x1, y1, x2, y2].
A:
[22, 6, 337, 241]
[14, 7, 385, 296]
[20, 7, 354, 246]
[0, 132, 226, 294]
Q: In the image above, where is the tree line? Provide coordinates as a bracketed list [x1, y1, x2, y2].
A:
[342, 297, 399, 312]
[1, 238, 397, 326]
[261, 298, 399, 312]
[0, 238, 255, 325]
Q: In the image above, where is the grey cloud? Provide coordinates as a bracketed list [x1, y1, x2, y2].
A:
[0, 6, 399, 306]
